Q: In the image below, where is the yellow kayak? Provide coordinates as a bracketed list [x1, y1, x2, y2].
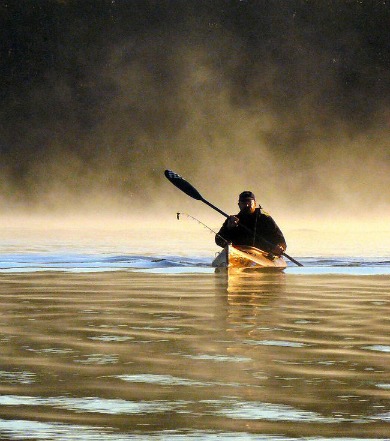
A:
[212, 244, 287, 270]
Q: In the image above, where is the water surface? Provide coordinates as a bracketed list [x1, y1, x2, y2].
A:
[0, 225, 389, 440]
[0, 268, 389, 440]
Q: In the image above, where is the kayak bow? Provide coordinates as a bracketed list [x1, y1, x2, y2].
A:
[212, 245, 287, 270]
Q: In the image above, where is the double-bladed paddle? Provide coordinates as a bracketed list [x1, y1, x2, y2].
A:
[164, 169, 303, 267]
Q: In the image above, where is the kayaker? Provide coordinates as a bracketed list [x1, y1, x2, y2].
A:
[215, 191, 287, 255]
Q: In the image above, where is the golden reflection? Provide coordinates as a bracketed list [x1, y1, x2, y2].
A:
[213, 269, 287, 338]
[215, 268, 286, 295]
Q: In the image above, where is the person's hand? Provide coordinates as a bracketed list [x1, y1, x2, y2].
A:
[272, 244, 285, 256]
[227, 215, 239, 229]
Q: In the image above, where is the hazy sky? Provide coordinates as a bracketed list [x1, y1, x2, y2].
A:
[1, 0, 389, 221]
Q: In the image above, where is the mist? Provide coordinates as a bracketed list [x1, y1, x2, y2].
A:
[1, 0, 389, 229]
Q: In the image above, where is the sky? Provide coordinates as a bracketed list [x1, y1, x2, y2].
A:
[1, 0, 389, 228]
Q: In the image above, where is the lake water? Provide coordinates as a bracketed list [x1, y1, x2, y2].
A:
[0, 224, 389, 440]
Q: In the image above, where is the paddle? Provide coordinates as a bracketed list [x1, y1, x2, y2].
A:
[164, 169, 303, 267]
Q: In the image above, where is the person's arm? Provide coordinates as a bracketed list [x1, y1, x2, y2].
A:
[215, 216, 239, 247]
[263, 215, 287, 254]
[215, 225, 228, 247]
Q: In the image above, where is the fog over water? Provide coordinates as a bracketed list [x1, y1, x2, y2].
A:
[1, 1, 390, 230]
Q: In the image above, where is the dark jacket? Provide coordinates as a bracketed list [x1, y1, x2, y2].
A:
[215, 207, 287, 253]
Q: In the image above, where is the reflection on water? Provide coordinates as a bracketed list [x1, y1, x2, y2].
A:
[0, 271, 389, 440]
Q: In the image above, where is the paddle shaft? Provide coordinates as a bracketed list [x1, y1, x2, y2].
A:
[201, 198, 229, 218]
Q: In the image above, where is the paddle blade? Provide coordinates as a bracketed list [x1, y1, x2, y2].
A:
[164, 170, 203, 201]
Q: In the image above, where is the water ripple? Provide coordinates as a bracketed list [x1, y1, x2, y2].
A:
[204, 399, 345, 423]
[244, 339, 307, 348]
[0, 395, 186, 415]
[362, 345, 390, 353]
[116, 374, 243, 388]
[0, 370, 35, 384]
[5, 419, 382, 441]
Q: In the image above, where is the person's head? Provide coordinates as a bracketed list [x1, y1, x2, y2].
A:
[238, 191, 256, 214]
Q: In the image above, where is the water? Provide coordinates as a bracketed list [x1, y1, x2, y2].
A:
[0, 226, 389, 440]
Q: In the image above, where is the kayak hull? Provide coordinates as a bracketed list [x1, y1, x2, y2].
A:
[212, 245, 287, 270]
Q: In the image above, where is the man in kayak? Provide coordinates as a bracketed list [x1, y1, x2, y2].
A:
[215, 191, 287, 256]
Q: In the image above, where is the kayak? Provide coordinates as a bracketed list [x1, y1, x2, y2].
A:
[212, 244, 287, 270]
